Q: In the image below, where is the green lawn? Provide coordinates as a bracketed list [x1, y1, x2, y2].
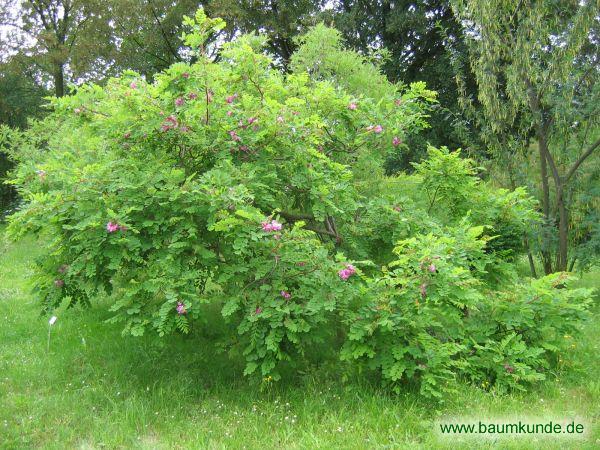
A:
[1, 230, 599, 449]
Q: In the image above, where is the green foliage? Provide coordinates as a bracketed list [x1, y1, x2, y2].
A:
[342, 228, 593, 398]
[6, 9, 592, 399]
[412, 146, 539, 260]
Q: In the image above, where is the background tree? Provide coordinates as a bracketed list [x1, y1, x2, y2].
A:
[452, 0, 600, 273]
[0, 56, 48, 216]
[210, 0, 326, 69]
[0, 0, 115, 97]
[332, 0, 479, 169]
[107, 0, 209, 79]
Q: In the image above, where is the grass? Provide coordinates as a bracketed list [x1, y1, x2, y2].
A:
[1, 229, 599, 449]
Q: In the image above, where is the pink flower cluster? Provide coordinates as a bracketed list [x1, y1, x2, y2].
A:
[106, 221, 127, 233]
[175, 97, 185, 107]
[338, 264, 356, 280]
[226, 93, 238, 104]
[176, 302, 187, 315]
[161, 115, 178, 132]
[261, 220, 282, 232]
[348, 102, 357, 110]
[392, 136, 401, 146]
[366, 125, 383, 133]
[280, 290, 291, 299]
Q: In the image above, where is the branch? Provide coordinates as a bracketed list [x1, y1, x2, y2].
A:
[564, 136, 600, 184]
[114, 17, 171, 65]
[279, 211, 314, 221]
[247, 74, 264, 102]
[278, 211, 343, 243]
[147, 0, 181, 61]
[304, 225, 340, 240]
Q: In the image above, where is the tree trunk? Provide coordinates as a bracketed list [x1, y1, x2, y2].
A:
[54, 64, 65, 97]
[556, 186, 568, 271]
[538, 139, 553, 274]
[524, 234, 537, 278]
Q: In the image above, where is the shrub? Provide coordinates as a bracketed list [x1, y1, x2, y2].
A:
[4, 9, 592, 397]
[342, 227, 593, 397]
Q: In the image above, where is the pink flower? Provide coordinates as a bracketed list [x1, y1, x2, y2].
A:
[54, 279, 64, 288]
[338, 264, 356, 280]
[255, 307, 262, 315]
[106, 221, 119, 233]
[161, 115, 178, 132]
[261, 220, 282, 232]
[182, 72, 190, 79]
[276, 116, 284, 123]
[373, 125, 383, 133]
[175, 97, 185, 107]
[229, 130, 241, 142]
[338, 269, 351, 280]
[392, 136, 401, 146]
[280, 290, 291, 299]
[226, 93, 238, 104]
[239, 145, 248, 152]
[395, 99, 402, 106]
[74, 108, 82, 114]
[428, 264, 436, 273]
[247, 117, 257, 124]
[187, 92, 198, 100]
[123, 132, 131, 139]
[503, 363, 514, 374]
[130, 81, 138, 89]
[176, 302, 187, 315]
[297, 261, 306, 267]
[227, 110, 233, 116]
[180, 125, 190, 133]
[348, 102, 357, 110]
